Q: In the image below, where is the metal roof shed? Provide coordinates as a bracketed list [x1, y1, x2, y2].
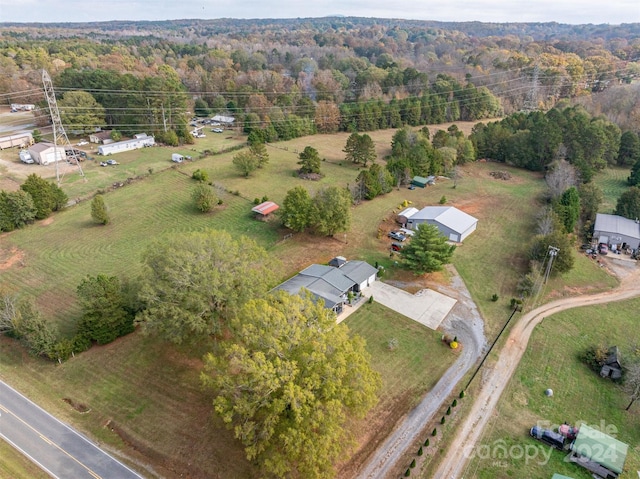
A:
[411, 176, 428, 188]
[406, 206, 478, 242]
[251, 201, 279, 217]
[569, 424, 628, 478]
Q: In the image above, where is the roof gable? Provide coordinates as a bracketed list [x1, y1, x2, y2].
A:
[251, 201, 279, 215]
[339, 260, 378, 284]
[594, 213, 640, 240]
[410, 206, 478, 234]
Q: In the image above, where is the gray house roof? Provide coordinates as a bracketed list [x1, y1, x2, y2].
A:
[275, 260, 376, 309]
[29, 142, 56, 153]
[594, 213, 640, 240]
[410, 206, 478, 234]
[339, 260, 378, 284]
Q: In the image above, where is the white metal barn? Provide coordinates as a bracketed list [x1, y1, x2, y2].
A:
[98, 134, 155, 155]
[28, 142, 67, 165]
[405, 206, 478, 242]
[593, 213, 640, 251]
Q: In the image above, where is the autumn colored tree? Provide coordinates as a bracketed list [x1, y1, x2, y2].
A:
[314, 100, 341, 133]
[202, 291, 380, 478]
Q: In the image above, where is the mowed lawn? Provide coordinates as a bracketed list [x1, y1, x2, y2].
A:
[0, 124, 626, 478]
[465, 298, 640, 479]
[593, 165, 631, 214]
[0, 439, 50, 479]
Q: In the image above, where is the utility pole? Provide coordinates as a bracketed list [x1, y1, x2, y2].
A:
[161, 103, 168, 132]
[42, 69, 85, 185]
[543, 246, 560, 283]
[523, 65, 540, 112]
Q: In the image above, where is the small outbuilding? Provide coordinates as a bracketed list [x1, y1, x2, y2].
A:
[211, 115, 235, 126]
[397, 206, 419, 226]
[0, 132, 33, 150]
[568, 424, 628, 478]
[405, 206, 478, 242]
[28, 142, 67, 165]
[89, 130, 113, 144]
[600, 346, 622, 380]
[251, 201, 279, 219]
[328, 256, 347, 268]
[411, 176, 428, 188]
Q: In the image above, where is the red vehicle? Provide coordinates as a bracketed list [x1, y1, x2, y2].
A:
[598, 243, 609, 255]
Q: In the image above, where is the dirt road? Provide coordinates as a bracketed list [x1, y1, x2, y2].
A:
[356, 268, 487, 479]
[432, 258, 640, 479]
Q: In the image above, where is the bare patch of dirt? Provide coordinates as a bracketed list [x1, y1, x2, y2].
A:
[63, 397, 91, 413]
[40, 217, 54, 226]
[0, 247, 25, 270]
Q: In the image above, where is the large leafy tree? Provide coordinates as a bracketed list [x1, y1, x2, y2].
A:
[400, 223, 456, 274]
[343, 132, 376, 166]
[1, 291, 57, 357]
[298, 146, 322, 175]
[280, 186, 312, 232]
[58, 91, 105, 133]
[137, 230, 277, 343]
[20, 174, 67, 220]
[232, 151, 259, 177]
[0, 190, 36, 231]
[76, 274, 133, 345]
[529, 229, 575, 275]
[312, 186, 352, 236]
[191, 184, 218, 213]
[619, 131, 640, 167]
[202, 291, 380, 479]
[615, 187, 640, 220]
[249, 141, 269, 168]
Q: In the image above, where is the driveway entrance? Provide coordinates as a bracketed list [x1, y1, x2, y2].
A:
[365, 281, 457, 330]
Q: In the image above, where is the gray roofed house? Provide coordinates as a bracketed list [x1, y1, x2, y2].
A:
[405, 206, 478, 242]
[275, 260, 377, 315]
[593, 213, 640, 251]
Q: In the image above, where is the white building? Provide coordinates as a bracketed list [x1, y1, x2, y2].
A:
[28, 142, 67, 165]
[98, 134, 155, 155]
[405, 206, 478, 242]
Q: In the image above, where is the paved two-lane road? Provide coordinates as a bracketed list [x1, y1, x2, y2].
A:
[0, 380, 143, 479]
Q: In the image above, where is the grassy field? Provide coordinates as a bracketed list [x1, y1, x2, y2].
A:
[464, 298, 640, 479]
[0, 123, 627, 478]
[594, 165, 631, 214]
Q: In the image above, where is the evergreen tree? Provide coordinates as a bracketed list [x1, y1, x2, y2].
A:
[91, 194, 110, 225]
[298, 146, 322, 175]
[615, 187, 640, 220]
[619, 131, 640, 167]
[401, 224, 456, 274]
[20, 174, 67, 220]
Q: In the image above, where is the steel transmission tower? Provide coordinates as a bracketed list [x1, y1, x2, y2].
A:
[523, 65, 540, 112]
[543, 246, 560, 283]
[42, 69, 85, 185]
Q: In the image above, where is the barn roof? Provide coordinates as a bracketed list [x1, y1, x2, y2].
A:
[571, 424, 628, 474]
[251, 201, 279, 215]
[594, 213, 640, 240]
[398, 206, 419, 218]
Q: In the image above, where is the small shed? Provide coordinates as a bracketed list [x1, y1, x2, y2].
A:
[89, 130, 113, 144]
[568, 424, 628, 478]
[397, 206, 419, 226]
[0, 132, 33, 150]
[411, 176, 429, 188]
[251, 201, 279, 219]
[600, 346, 622, 380]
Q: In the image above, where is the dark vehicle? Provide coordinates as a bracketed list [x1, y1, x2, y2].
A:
[391, 242, 404, 251]
[598, 243, 609, 255]
[388, 231, 407, 241]
[530, 426, 566, 450]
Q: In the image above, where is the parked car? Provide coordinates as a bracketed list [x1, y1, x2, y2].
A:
[99, 161, 108, 167]
[399, 228, 415, 237]
[106, 159, 118, 165]
[388, 231, 407, 241]
[598, 243, 609, 255]
[391, 242, 404, 251]
[76, 140, 89, 146]
[211, 128, 224, 133]
[408, 185, 416, 190]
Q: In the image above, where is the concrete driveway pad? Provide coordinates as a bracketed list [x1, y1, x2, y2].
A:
[366, 281, 456, 330]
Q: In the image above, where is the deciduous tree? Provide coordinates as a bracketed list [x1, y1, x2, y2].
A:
[624, 361, 640, 411]
[202, 291, 380, 479]
[191, 184, 218, 213]
[0, 190, 36, 231]
[400, 223, 456, 274]
[312, 186, 352, 236]
[137, 230, 277, 343]
[615, 186, 640, 220]
[280, 186, 312, 232]
[232, 151, 259, 177]
[20, 174, 67, 220]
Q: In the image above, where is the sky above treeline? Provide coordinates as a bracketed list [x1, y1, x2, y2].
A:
[0, 0, 638, 24]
